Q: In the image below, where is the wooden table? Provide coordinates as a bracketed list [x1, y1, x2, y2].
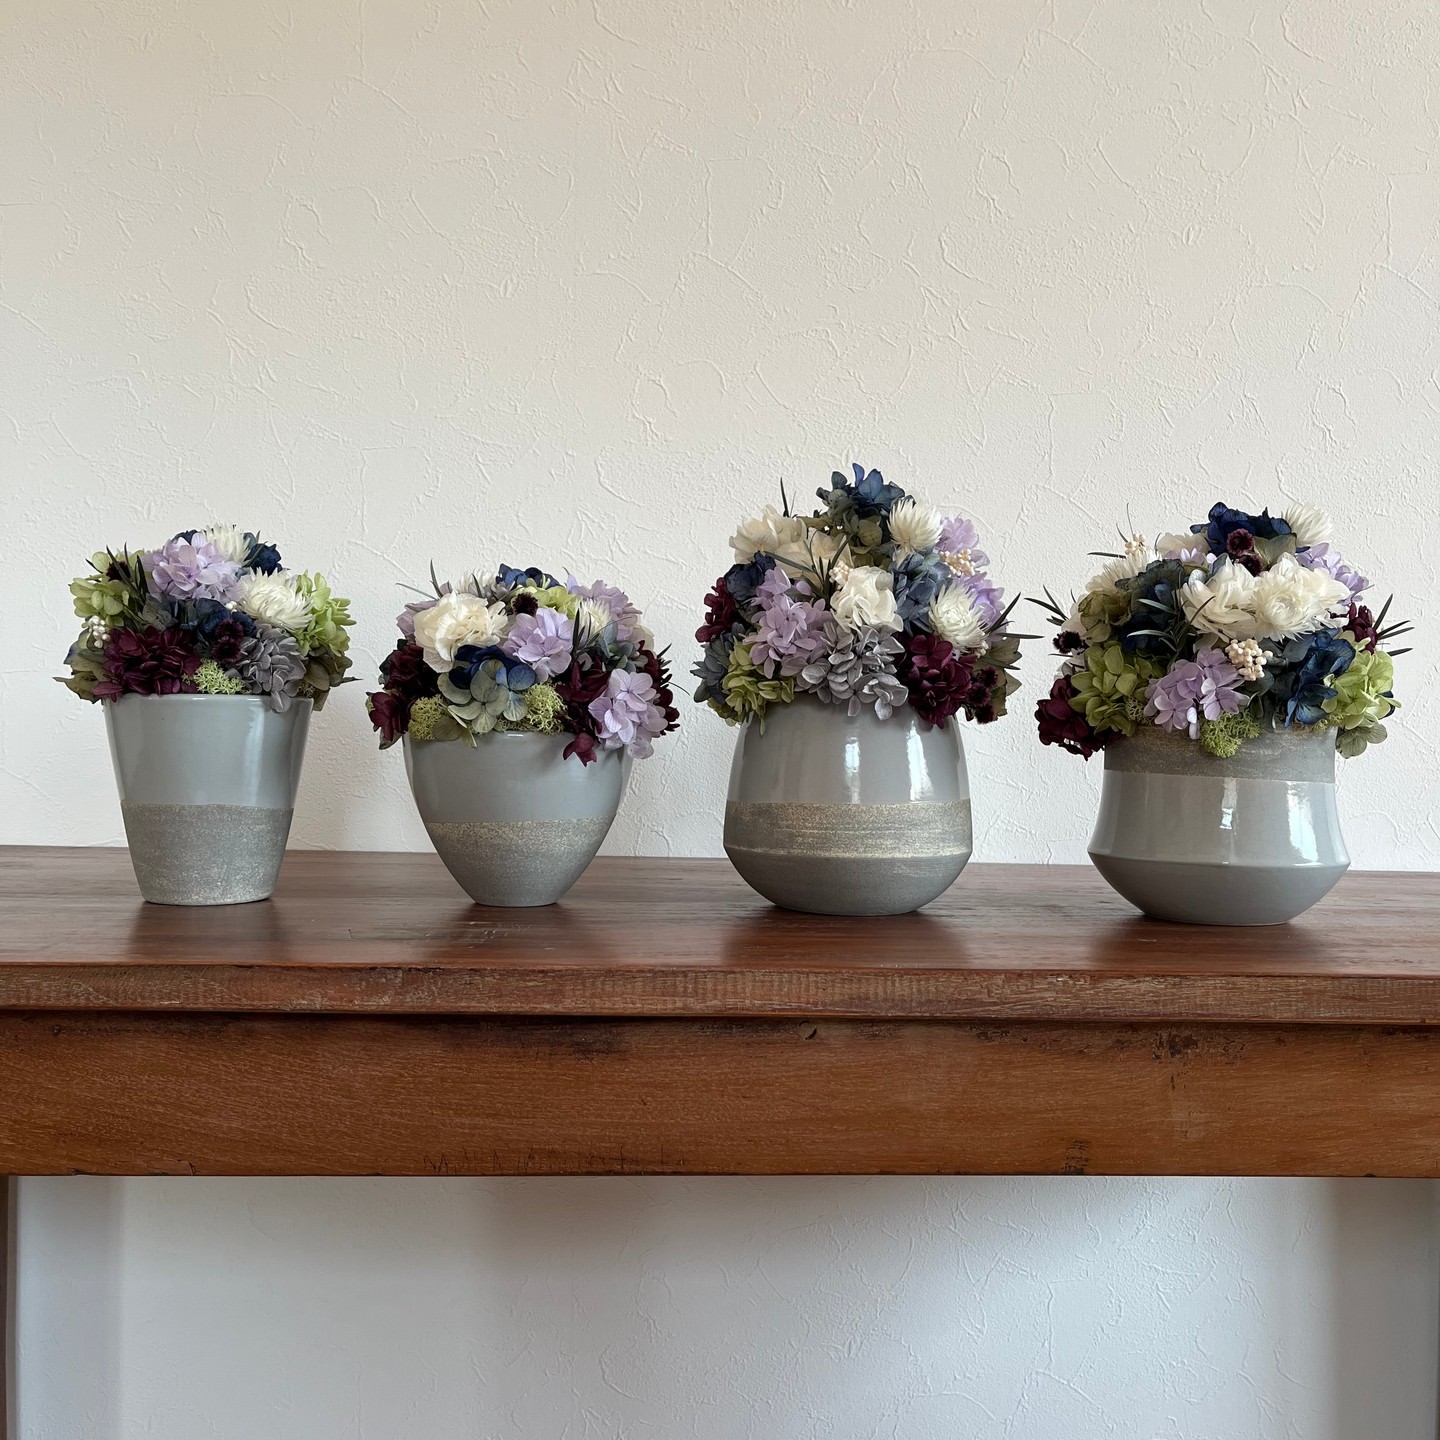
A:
[3, 846, 1439, 1432]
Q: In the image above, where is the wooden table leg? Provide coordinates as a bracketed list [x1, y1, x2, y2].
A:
[2, 1177, 11, 1440]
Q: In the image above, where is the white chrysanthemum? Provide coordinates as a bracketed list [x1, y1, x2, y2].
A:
[1155, 532, 1209, 565]
[831, 565, 900, 633]
[1250, 552, 1350, 639]
[575, 597, 614, 641]
[203, 524, 251, 564]
[928, 584, 987, 653]
[1282, 502, 1333, 550]
[234, 572, 309, 632]
[1085, 553, 1148, 595]
[412, 591, 509, 671]
[1181, 559, 1260, 638]
[888, 497, 944, 554]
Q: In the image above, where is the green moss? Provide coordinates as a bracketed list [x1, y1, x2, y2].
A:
[407, 695, 466, 742]
[194, 660, 244, 695]
[522, 682, 566, 733]
[1198, 709, 1262, 758]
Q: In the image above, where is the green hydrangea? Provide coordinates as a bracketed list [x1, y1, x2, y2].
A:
[1076, 588, 1132, 645]
[529, 585, 579, 619]
[70, 551, 136, 626]
[522, 682, 566, 733]
[294, 573, 354, 657]
[407, 695, 465, 742]
[1067, 643, 1161, 736]
[1323, 649, 1396, 732]
[1199, 709, 1262, 759]
[58, 637, 108, 702]
[194, 660, 245, 695]
[721, 643, 794, 726]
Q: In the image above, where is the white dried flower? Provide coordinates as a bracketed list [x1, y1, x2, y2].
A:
[1085, 553, 1148, 596]
[888, 498, 944, 554]
[1123, 533, 1150, 560]
[1250, 552, 1350, 639]
[1282, 502, 1333, 550]
[412, 591, 509, 671]
[928, 584, 987, 653]
[1225, 638, 1267, 682]
[203, 524, 252, 564]
[234, 571, 309, 632]
[575, 597, 613, 640]
[831, 565, 900, 633]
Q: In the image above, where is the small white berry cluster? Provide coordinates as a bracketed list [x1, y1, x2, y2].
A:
[84, 616, 109, 644]
[1225, 638, 1266, 682]
[1124, 533, 1150, 560]
[829, 559, 852, 587]
[941, 548, 977, 577]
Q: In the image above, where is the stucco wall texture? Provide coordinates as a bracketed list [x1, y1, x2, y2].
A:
[5, 1, 1439, 1436]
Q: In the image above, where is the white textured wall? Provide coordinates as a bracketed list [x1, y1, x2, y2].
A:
[5, 1, 1440, 1436]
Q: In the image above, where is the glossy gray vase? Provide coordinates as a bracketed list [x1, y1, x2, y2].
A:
[104, 694, 312, 906]
[405, 732, 628, 907]
[724, 699, 972, 915]
[1088, 725, 1349, 926]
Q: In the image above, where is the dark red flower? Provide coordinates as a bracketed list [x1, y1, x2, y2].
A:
[512, 593, 539, 617]
[1053, 629, 1086, 655]
[380, 641, 438, 702]
[637, 648, 681, 735]
[207, 619, 249, 667]
[367, 690, 412, 746]
[563, 732, 599, 765]
[1036, 675, 1109, 759]
[696, 575, 740, 642]
[1233, 551, 1265, 576]
[554, 656, 609, 707]
[94, 627, 201, 700]
[898, 633, 975, 727]
[1226, 528, 1256, 559]
[1346, 603, 1379, 653]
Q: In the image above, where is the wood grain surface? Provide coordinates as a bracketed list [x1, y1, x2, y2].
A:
[1, 1010, 1437, 1177]
[0, 848, 1437, 1025]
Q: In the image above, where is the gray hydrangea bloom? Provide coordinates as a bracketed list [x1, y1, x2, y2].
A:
[236, 624, 307, 712]
[797, 619, 909, 720]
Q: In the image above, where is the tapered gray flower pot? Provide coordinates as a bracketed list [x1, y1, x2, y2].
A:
[405, 732, 628, 907]
[105, 694, 312, 905]
[724, 699, 972, 915]
[1088, 724, 1349, 925]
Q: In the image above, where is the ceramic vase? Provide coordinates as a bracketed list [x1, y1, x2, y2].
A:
[723, 698, 972, 915]
[405, 732, 628, 906]
[104, 694, 312, 906]
[1088, 724, 1348, 925]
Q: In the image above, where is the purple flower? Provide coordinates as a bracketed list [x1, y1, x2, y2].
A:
[503, 607, 574, 681]
[144, 536, 239, 602]
[588, 669, 668, 759]
[1144, 649, 1245, 739]
[569, 577, 642, 643]
[957, 572, 1005, 628]
[939, 516, 990, 568]
[750, 567, 830, 677]
[1298, 544, 1370, 597]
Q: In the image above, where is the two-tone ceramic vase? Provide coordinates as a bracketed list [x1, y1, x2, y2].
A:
[723, 699, 972, 915]
[405, 732, 628, 907]
[104, 694, 312, 905]
[1088, 724, 1348, 925]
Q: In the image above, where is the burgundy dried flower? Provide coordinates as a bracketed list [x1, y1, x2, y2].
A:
[1345, 603, 1379, 653]
[207, 619, 250, 667]
[1225, 528, 1256, 559]
[637, 648, 681, 735]
[366, 690, 412, 747]
[1053, 630, 1086, 655]
[563, 732, 599, 766]
[1036, 675, 1109, 759]
[898, 633, 976, 727]
[696, 575, 740, 643]
[94, 626, 201, 700]
[512, 593, 539, 617]
[380, 641, 438, 703]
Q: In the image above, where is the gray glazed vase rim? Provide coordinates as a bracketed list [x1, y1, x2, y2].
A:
[102, 693, 315, 714]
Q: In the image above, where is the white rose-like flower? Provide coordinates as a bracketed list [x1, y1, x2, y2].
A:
[928, 584, 987, 653]
[730, 506, 808, 564]
[1250, 552, 1350, 639]
[234, 572, 310, 632]
[831, 565, 900, 633]
[1181, 559, 1260, 638]
[203, 524, 251, 564]
[412, 591, 509, 671]
[888, 498, 944, 554]
[1282, 502, 1333, 550]
[1155, 532, 1208, 563]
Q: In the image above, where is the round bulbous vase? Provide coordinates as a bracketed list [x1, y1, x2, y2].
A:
[104, 694, 312, 906]
[723, 699, 972, 916]
[405, 732, 629, 907]
[1088, 724, 1349, 926]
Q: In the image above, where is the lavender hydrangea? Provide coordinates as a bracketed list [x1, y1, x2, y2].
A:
[568, 578, 642, 644]
[503, 607, 574, 681]
[749, 567, 829, 677]
[1144, 647, 1245, 738]
[236, 624, 307, 712]
[588, 668, 669, 759]
[145, 535, 239, 603]
[938, 516, 989, 569]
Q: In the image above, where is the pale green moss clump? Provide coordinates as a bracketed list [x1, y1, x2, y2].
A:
[1198, 709, 1262, 759]
[523, 683, 566, 733]
[194, 660, 244, 695]
[407, 695, 464, 742]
